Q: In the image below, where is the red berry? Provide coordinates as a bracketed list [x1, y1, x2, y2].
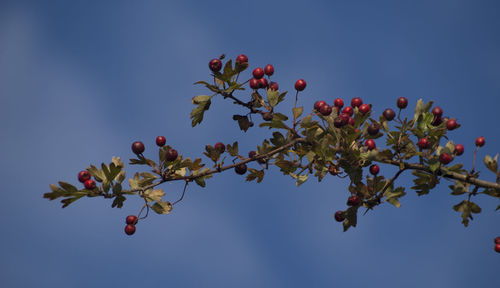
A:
[125, 224, 136, 236]
[78, 170, 91, 183]
[351, 97, 363, 108]
[342, 106, 354, 117]
[347, 195, 361, 206]
[383, 108, 396, 121]
[397, 97, 408, 109]
[156, 136, 166, 147]
[235, 163, 247, 175]
[329, 165, 340, 175]
[475, 136, 485, 147]
[367, 123, 380, 135]
[258, 78, 268, 89]
[264, 64, 274, 76]
[209, 59, 222, 72]
[295, 79, 307, 91]
[358, 104, 370, 115]
[334, 117, 345, 128]
[165, 148, 178, 161]
[431, 106, 443, 117]
[495, 237, 500, 244]
[248, 150, 257, 158]
[334, 211, 345, 222]
[84, 179, 96, 190]
[269, 81, 279, 91]
[236, 54, 248, 64]
[369, 164, 380, 175]
[348, 117, 355, 126]
[334, 98, 344, 108]
[495, 244, 500, 253]
[214, 142, 225, 153]
[431, 116, 443, 126]
[417, 138, 430, 149]
[365, 139, 376, 150]
[446, 118, 457, 130]
[339, 113, 350, 124]
[439, 153, 452, 165]
[131, 141, 145, 155]
[314, 100, 327, 111]
[126, 215, 138, 225]
[253, 67, 265, 79]
[319, 104, 332, 116]
[249, 78, 260, 89]
[455, 144, 464, 156]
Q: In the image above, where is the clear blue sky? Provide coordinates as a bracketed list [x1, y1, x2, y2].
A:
[1, 0, 499, 287]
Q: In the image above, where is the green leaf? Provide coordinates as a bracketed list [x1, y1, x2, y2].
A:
[145, 189, 165, 202]
[152, 201, 172, 215]
[449, 181, 468, 195]
[270, 131, 286, 147]
[193, 81, 219, 93]
[483, 154, 499, 174]
[343, 206, 358, 232]
[246, 168, 265, 183]
[383, 186, 406, 208]
[267, 89, 280, 107]
[111, 194, 126, 208]
[194, 176, 206, 187]
[259, 119, 288, 130]
[232, 114, 252, 132]
[58, 181, 78, 193]
[293, 106, 303, 119]
[190, 98, 212, 127]
[227, 141, 239, 157]
[453, 200, 481, 227]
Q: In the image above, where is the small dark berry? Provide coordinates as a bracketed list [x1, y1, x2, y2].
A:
[358, 104, 370, 115]
[156, 136, 166, 147]
[132, 141, 145, 155]
[383, 108, 396, 121]
[295, 79, 307, 91]
[347, 195, 361, 206]
[334, 211, 345, 222]
[365, 139, 376, 150]
[165, 148, 178, 161]
[269, 81, 279, 91]
[475, 136, 485, 147]
[253, 67, 265, 79]
[334, 117, 345, 128]
[431, 116, 443, 126]
[214, 142, 225, 153]
[417, 138, 430, 149]
[236, 54, 248, 64]
[369, 164, 380, 175]
[446, 118, 458, 130]
[125, 224, 136, 236]
[248, 151, 257, 158]
[342, 106, 354, 117]
[455, 144, 464, 156]
[439, 153, 452, 165]
[78, 170, 91, 183]
[367, 123, 380, 135]
[319, 104, 332, 116]
[249, 78, 260, 89]
[209, 59, 222, 72]
[126, 215, 138, 225]
[351, 97, 363, 108]
[432, 106, 443, 117]
[235, 163, 247, 175]
[84, 179, 96, 190]
[264, 64, 274, 76]
[334, 98, 344, 108]
[262, 112, 273, 121]
[258, 78, 268, 89]
[397, 97, 408, 109]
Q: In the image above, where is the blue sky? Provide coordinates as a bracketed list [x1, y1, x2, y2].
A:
[1, 0, 500, 287]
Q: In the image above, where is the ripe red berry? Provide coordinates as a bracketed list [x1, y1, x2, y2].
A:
[455, 144, 464, 156]
[334, 117, 345, 128]
[367, 123, 380, 135]
[264, 64, 274, 76]
[439, 153, 452, 165]
[235, 163, 247, 175]
[165, 148, 178, 161]
[126, 215, 138, 225]
[214, 142, 225, 153]
[339, 113, 350, 124]
[334, 98, 344, 109]
[347, 195, 361, 206]
[236, 54, 248, 64]
[351, 97, 363, 108]
[431, 116, 443, 126]
[397, 97, 408, 109]
[295, 79, 307, 91]
[248, 151, 257, 158]
[358, 104, 370, 115]
[258, 78, 268, 89]
[209, 59, 222, 72]
[334, 211, 345, 222]
[495, 244, 500, 253]
[269, 81, 279, 91]
[446, 118, 458, 130]
[156, 136, 166, 147]
[314, 100, 327, 111]
[249, 78, 260, 89]
[342, 106, 354, 117]
[348, 117, 355, 126]
[125, 224, 136, 236]
[365, 139, 376, 150]
[253, 67, 265, 79]
[431, 106, 443, 117]
[417, 138, 430, 149]
[495, 237, 500, 244]
[84, 179, 96, 190]
[369, 164, 380, 175]
[475, 136, 485, 147]
[383, 108, 396, 121]
[319, 104, 332, 116]
[78, 170, 91, 183]
[131, 141, 145, 155]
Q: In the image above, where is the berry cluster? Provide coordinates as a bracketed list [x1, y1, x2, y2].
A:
[78, 170, 96, 190]
[125, 215, 138, 235]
